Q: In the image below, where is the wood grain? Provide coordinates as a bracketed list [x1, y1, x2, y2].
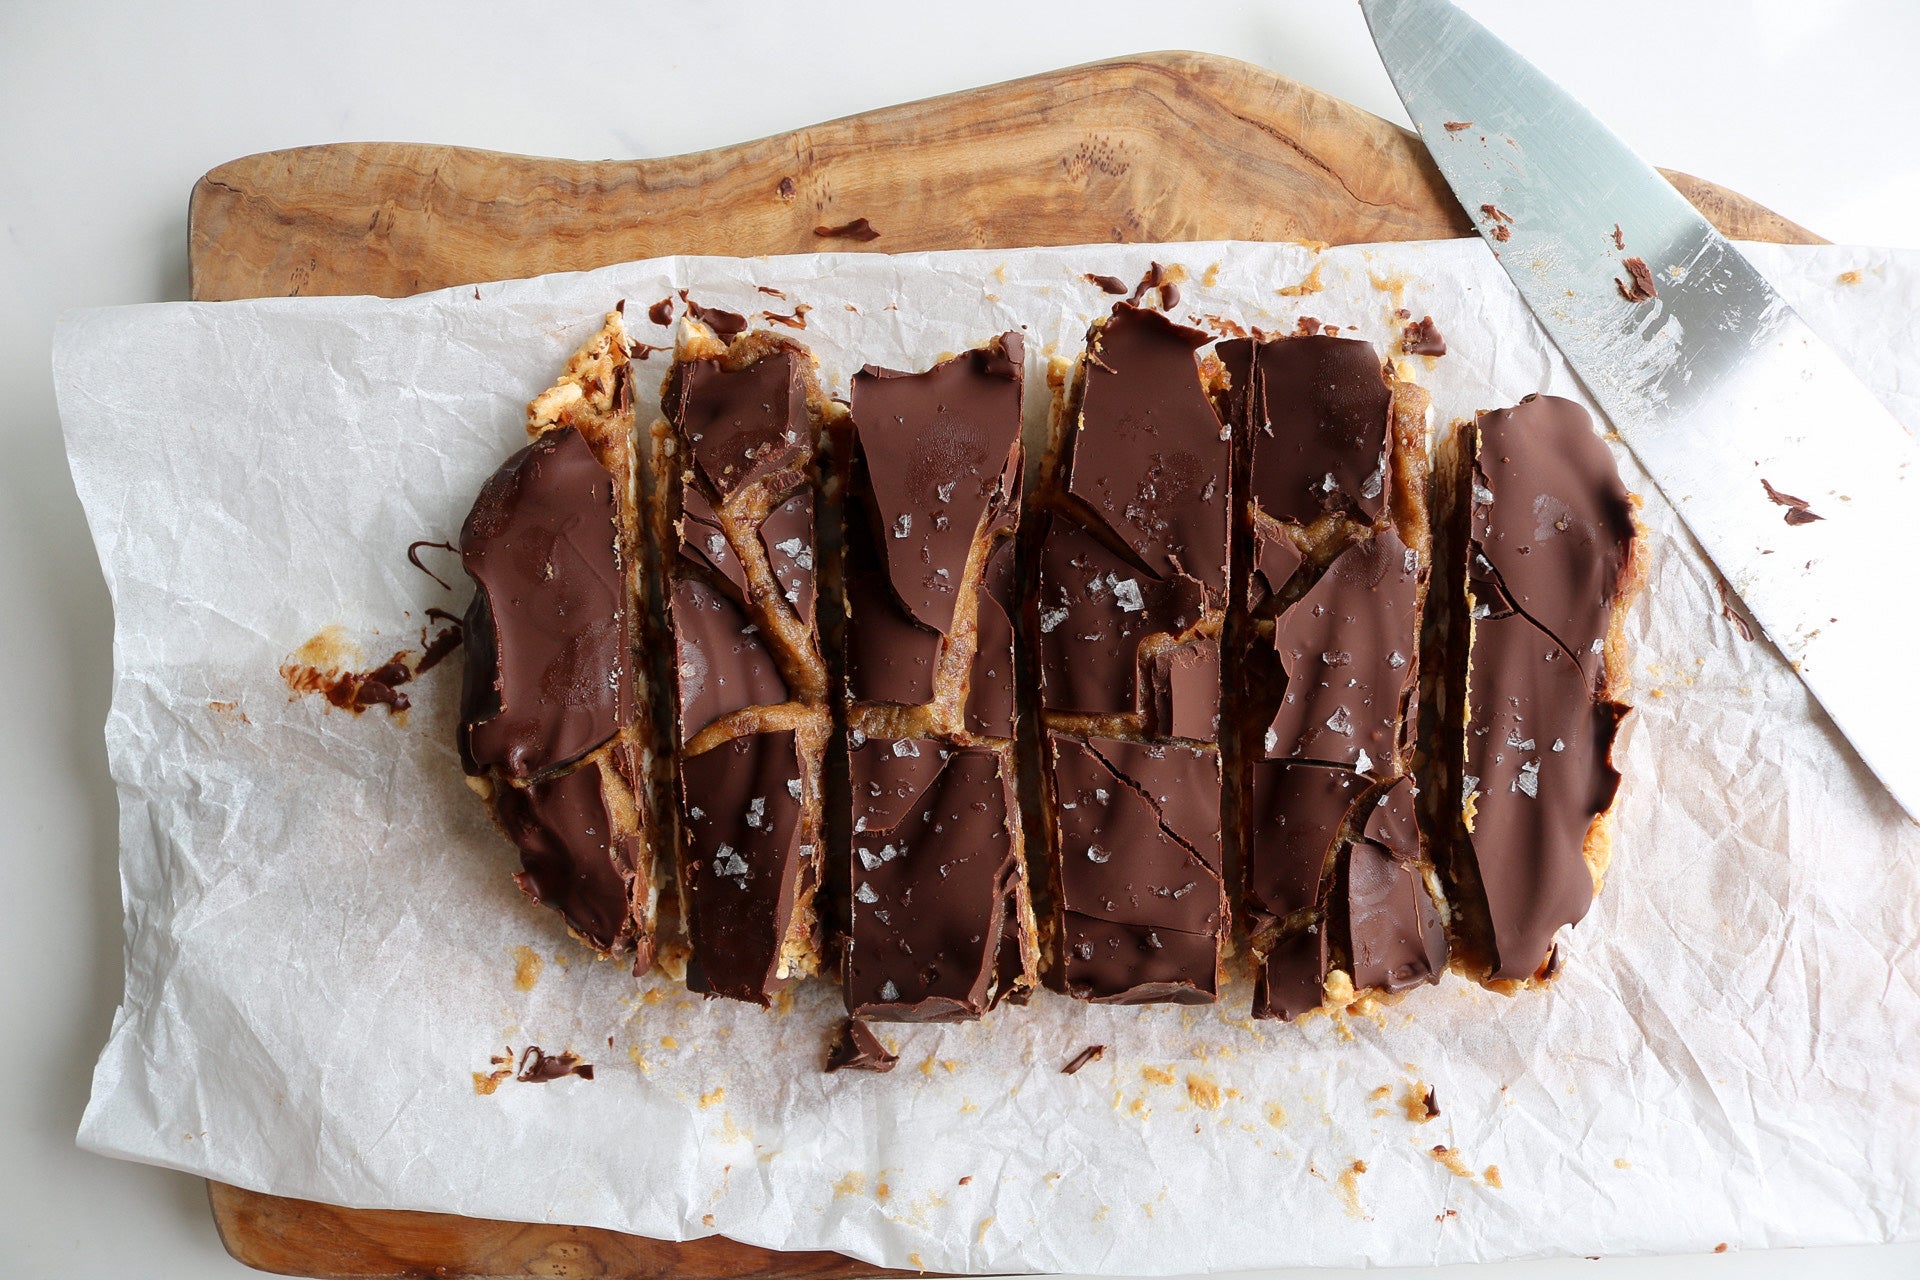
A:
[192, 49, 1818, 1280]
[187, 50, 1820, 303]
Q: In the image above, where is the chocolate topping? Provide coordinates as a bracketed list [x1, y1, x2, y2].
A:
[493, 761, 635, 952]
[672, 576, 788, 737]
[1051, 736, 1223, 1003]
[759, 490, 817, 624]
[1472, 397, 1635, 687]
[647, 297, 674, 327]
[1344, 839, 1446, 993]
[845, 742, 1018, 1021]
[1402, 316, 1447, 357]
[680, 731, 809, 1004]
[1245, 761, 1362, 931]
[1035, 521, 1206, 716]
[1145, 637, 1221, 741]
[1084, 273, 1129, 295]
[1245, 336, 1392, 527]
[670, 348, 809, 502]
[679, 484, 748, 594]
[1065, 304, 1230, 597]
[1266, 526, 1419, 771]
[965, 539, 1019, 737]
[844, 495, 939, 707]
[1250, 521, 1305, 606]
[826, 1018, 898, 1072]
[849, 340, 1024, 635]
[459, 426, 630, 779]
[1255, 927, 1330, 1020]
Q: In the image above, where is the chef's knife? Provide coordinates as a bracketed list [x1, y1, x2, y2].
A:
[1362, 0, 1920, 822]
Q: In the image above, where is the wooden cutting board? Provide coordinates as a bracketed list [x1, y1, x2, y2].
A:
[190, 50, 1818, 1280]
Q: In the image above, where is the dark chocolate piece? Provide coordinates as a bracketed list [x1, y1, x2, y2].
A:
[1471, 396, 1636, 687]
[1402, 316, 1447, 357]
[671, 576, 788, 738]
[679, 731, 809, 1005]
[1244, 335, 1392, 527]
[849, 342, 1024, 635]
[669, 349, 808, 502]
[1265, 526, 1419, 772]
[826, 1018, 898, 1072]
[493, 761, 636, 952]
[1344, 839, 1445, 994]
[965, 539, 1019, 737]
[845, 742, 1020, 1021]
[759, 490, 817, 623]
[459, 426, 630, 779]
[1145, 638, 1221, 741]
[1064, 304, 1230, 597]
[1255, 927, 1331, 1022]
[1760, 477, 1823, 525]
[1245, 761, 1364, 1020]
[843, 500, 939, 708]
[679, 484, 748, 594]
[1035, 521, 1206, 717]
[1051, 736, 1224, 1003]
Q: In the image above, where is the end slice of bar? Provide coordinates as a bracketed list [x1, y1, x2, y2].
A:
[660, 321, 834, 1005]
[839, 335, 1039, 1020]
[458, 312, 658, 966]
[1435, 394, 1645, 988]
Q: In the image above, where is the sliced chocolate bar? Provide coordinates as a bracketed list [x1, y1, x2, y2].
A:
[1027, 303, 1232, 1004]
[661, 323, 833, 1005]
[1436, 395, 1643, 987]
[1226, 330, 1439, 1019]
[838, 335, 1038, 1019]
[458, 313, 659, 968]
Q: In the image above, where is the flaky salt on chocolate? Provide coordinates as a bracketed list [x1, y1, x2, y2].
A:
[1434, 395, 1644, 988]
[836, 335, 1039, 1021]
[1217, 332, 1441, 1020]
[457, 313, 660, 969]
[657, 321, 835, 1005]
[1026, 303, 1231, 1004]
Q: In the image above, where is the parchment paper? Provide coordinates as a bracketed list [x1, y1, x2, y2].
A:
[59, 238, 1920, 1274]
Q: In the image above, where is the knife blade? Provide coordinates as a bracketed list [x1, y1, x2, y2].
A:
[1362, 0, 1920, 822]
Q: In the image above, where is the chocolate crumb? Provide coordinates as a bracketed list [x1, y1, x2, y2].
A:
[826, 1019, 898, 1073]
[406, 539, 457, 591]
[516, 1045, 594, 1083]
[1717, 579, 1753, 641]
[1402, 315, 1447, 356]
[1062, 1045, 1107, 1075]
[1479, 204, 1513, 242]
[814, 217, 881, 242]
[414, 617, 465, 675]
[1084, 273, 1129, 295]
[1611, 223, 1626, 250]
[1394, 307, 1411, 319]
[1443, 121, 1473, 131]
[614, 299, 626, 315]
[1760, 478, 1823, 524]
[647, 296, 674, 327]
[1293, 315, 1322, 336]
[958, 1176, 973, 1186]
[1423, 1087, 1441, 1119]
[1616, 257, 1657, 302]
[757, 286, 787, 299]
[677, 291, 747, 337]
[1714, 1244, 1729, 1254]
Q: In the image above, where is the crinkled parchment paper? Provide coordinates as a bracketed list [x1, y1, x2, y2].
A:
[58, 239, 1920, 1274]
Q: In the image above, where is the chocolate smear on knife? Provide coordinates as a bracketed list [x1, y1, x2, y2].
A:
[1615, 257, 1657, 302]
[1760, 477, 1823, 524]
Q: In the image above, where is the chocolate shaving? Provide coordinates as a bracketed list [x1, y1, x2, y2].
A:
[1717, 579, 1753, 641]
[1615, 257, 1657, 303]
[1479, 204, 1513, 242]
[1611, 224, 1626, 251]
[814, 217, 881, 242]
[1127, 261, 1180, 311]
[405, 539, 456, 591]
[1443, 120, 1473, 131]
[1061, 1045, 1107, 1075]
[826, 1019, 897, 1072]
[1084, 273, 1129, 295]
[678, 292, 747, 337]
[515, 1045, 594, 1083]
[1760, 477, 1823, 524]
[757, 286, 787, 299]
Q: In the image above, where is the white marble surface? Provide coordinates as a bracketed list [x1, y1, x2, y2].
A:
[3, 1, 1915, 1276]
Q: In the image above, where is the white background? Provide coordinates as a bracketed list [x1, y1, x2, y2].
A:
[3, 2, 1915, 1277]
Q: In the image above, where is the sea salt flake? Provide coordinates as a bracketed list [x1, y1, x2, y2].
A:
[893, 514, 912, 539]
[1086, 845, 1112, 864]
[880, 980, 900, 1001]
[1462, 774, 1480, 799]
[1355, 749, 1373, 773]
[936, 481, 956, 502]
[1473, 482, 1495, 505]
[1388, 651, 1406, 668]
[707, 534, 727, 559]
[858, 848, 881, 870]
[1264, 728, 1279, 754]
[745, 797, 766, 829]
[787, 779, 803, 799]
[855, 882, 879, 904]
[1552, 738, 1566, 752]
[893, 740, 920, 757]
[1039, 607, 1069, 633]
[1094, 788, 1110, 805]
[1515, 760, 1541, 798]
[1325, 707, 1354, 735]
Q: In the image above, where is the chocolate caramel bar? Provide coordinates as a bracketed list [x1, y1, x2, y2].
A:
[1434, 395, 1644, 988]
[1026, 303, 1232, 1004]
[659, 322, 834, 1005]
[837, 335, 1038, 1021]
[458, 313, 659, 968]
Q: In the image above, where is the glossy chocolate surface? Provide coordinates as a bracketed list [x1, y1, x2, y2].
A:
[1246, 335, 1391, 527]
[670, 349, 809, 503]
[459, 426, 630, 779]
[493, 760, 635, 952]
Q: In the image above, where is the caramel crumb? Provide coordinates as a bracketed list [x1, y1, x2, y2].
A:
[976, 1217, 994, 1243]
[1201, 262, 1221, 288]
[471, 1070, 508, 1096]
[909, 1252, 924, 1272]
[660, 1035, 679, 1050]
[875, 1181, 891, 1201]
[1837, 270, 1862, 286]
[511, 945, 543, 991]
[1276, 262, 1325, 297]
[1369, 1084, 1393, 1101]
[700, 1087, 725, 1109]
[1265, 1101, 1289, 1128]
[1186, 1075, 1223, 1110]
[1141, 1065, 1176, 1086]
[832, 1171, 865, 1198]
[1430, 1146, 1475, 1179]
[1335, 1160, 1368, 1219]
[1483, 1164, 1503, 1188]
[1402, 1081, 1440, 1123]
[702, 1213, 715, 1227]
[1614, 1157, 1632, 1169]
